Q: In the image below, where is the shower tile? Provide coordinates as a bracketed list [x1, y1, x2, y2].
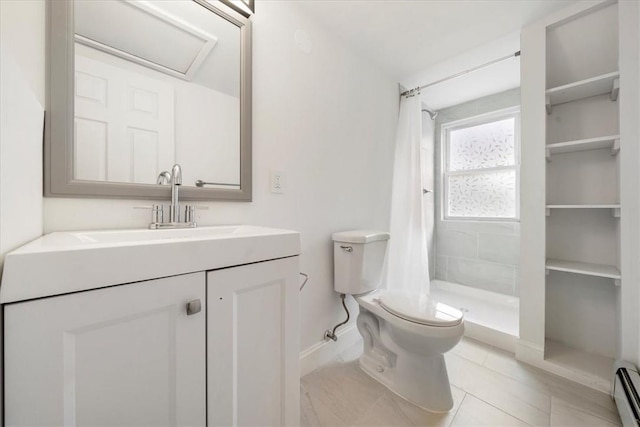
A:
[437, 229, 478, 258]
[436, 256, 448, 279]
[438, 103, 478, 123]
[476, 89, 520, 115]
[445, 220, 518, 235]
[478, 233, 520, 265]
[447, 258, 515, 295]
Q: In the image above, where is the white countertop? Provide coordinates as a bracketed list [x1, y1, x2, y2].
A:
[1, 225, 300, 303]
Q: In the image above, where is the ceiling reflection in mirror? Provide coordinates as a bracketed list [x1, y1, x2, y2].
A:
[73, 0, 240, 189]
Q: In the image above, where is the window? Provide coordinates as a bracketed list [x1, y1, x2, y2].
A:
[442, 107, 520, 221]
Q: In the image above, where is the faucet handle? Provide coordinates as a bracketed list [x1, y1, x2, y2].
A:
[183, 205, 209, 224]
[184, 205, 195, 223]
[134, 204, 164, 224]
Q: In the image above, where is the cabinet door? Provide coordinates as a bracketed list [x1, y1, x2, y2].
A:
[207, 257, 300, 426]
[4, 272, 206, 427]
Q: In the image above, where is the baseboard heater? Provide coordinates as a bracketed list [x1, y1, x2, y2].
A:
[615, 361, 640, 426]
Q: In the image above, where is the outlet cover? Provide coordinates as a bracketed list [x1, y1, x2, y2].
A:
[270, 170, 284, 194]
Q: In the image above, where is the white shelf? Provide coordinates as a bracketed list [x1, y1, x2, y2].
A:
[545, 135, 620, 159]
[546, 258, 620, 282]
[545, 204, 620, 217]
[544, 339, 613, 393]
[546, 71, 619, 113]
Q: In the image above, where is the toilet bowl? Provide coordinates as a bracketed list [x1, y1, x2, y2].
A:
[332, 230, 464, 413]
[356, 290, 463, 412]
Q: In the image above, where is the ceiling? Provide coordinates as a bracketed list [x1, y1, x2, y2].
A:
[293, 1, 578, 83]
[75, 0, 240, 98]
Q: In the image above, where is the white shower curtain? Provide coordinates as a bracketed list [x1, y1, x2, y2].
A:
[386, 92, 431, 296]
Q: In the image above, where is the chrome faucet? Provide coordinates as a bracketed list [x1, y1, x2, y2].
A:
[156, 171, 171, 185]
[149, 164, 197, 229]
[170, 163, 182, 223]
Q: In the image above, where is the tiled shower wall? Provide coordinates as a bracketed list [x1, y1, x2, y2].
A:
[434, 88, 521, 296]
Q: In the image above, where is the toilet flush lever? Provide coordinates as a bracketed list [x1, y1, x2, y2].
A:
[186, 299, 202, 316]
[340, 245, 353, 252]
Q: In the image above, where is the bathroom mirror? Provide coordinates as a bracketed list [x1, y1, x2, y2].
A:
[45, 0, 252, 201]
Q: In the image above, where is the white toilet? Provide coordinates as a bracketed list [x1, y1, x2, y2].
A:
[333, 230, 464, 413]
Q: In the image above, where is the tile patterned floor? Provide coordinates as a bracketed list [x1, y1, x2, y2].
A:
[301, 338, 622, 427]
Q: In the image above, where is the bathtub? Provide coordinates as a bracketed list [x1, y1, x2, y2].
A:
[430, 279, 519, 352]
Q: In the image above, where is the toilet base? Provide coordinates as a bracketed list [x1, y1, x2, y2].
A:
[359, 351, 454, 413]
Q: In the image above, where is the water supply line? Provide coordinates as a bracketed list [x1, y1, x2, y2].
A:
[324, 294, 350, 342]
[299, 272, 309, 291]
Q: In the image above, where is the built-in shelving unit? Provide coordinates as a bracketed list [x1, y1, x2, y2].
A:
[545, 204, 620, 217]
[545, 258, 621, 280]
[545, 135, 620, 159]
[539, 1, 621, 392]
[543, 339, 613, 392]
[545, 72, 619, 113]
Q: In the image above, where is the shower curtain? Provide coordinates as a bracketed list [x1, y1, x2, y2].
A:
[387, 91, 431, 296]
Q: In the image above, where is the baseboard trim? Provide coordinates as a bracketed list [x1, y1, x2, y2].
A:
[299, 324, 360, 377]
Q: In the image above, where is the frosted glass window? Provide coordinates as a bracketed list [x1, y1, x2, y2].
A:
[449, 118, 516, 171]
[443, 109, 520, 220]
[447, 170, 517, 218]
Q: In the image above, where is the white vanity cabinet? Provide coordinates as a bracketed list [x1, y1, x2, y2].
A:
[207, 257, 300, 426]
[1, 225, 301, 427]
[4, 272, 207, 427]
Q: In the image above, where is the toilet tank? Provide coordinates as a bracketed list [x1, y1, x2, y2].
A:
[332, 230, 390, 295]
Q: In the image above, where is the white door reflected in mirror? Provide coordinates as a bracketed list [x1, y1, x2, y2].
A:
[73, 0, 241, 189]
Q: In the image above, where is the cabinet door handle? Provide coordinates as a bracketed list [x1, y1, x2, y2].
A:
[186, 299, 202, 316]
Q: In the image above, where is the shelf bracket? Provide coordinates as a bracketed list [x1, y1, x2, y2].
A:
[545, 148, 551, 162]
[614, 279, 621, 287]
[612, 207, 621, 218]
[545, 95, 552, 115]
[545, 207, 551, 217]
[611, 138, 620, 156]
[611, 78, 620, 102]
[545, 268, 550, 276]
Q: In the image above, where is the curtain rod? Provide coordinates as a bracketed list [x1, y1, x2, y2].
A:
[401, 50, 521, 97]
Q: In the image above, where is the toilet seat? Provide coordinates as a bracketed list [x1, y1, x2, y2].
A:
[379, 292, 463, 327]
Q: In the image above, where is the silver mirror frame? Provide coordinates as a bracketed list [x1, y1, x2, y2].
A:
[44, 0, 252, 201]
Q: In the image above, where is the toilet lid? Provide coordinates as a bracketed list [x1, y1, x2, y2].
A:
[379, 292, 463, 327]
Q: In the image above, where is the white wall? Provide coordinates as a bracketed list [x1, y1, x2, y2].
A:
[402, 32, 521, 111]
[41, 2, 399, 355]
[0, 0, 46, 418]
[0, 0, 45, 264]
[618, 0, 640, 367]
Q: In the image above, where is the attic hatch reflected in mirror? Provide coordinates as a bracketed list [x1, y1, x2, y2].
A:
[73, 0, 240, 190]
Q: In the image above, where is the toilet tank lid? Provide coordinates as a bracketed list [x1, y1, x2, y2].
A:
[332, 230, 390, 243]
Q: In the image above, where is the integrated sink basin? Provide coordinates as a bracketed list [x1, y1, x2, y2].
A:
[72, 225, 251, 244]
[1, 225, 300, 303]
